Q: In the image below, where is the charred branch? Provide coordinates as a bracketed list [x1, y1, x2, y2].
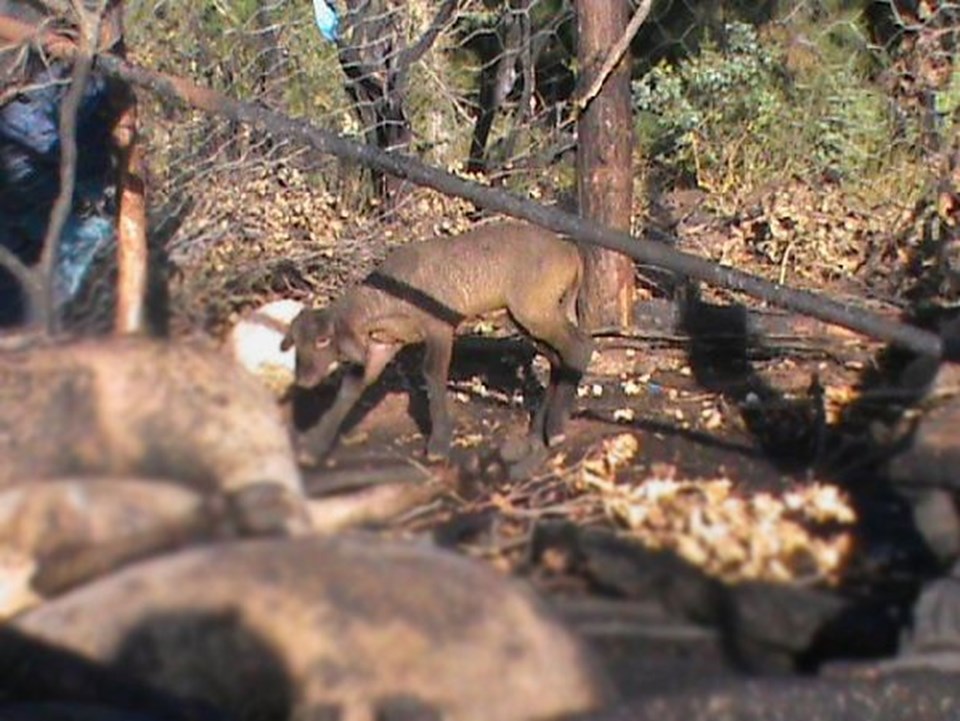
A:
[0, 13, 946, 359]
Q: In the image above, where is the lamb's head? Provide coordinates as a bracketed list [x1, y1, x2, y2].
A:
[280, 309, 343, 388]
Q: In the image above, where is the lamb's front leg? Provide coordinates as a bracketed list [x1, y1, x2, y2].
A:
[302, 369, 366, 459]
[303, 342, 399, 459]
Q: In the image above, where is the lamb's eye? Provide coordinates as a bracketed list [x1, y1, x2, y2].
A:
[316, 337, 332, 348]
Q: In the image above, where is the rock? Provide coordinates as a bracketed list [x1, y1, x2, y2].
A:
[533, 524, 859, 673]
[882, 560, 960, 674]
[0, 624, 227, 721]
[887, 371, 960, 491]
[0, 547, 40, 619]
[565, 674, 960, 721]
[887, 363, 960, 562]
[8, 535, 613, 721]
[813, 562, 960, 680]
[909, 489, 960, 563]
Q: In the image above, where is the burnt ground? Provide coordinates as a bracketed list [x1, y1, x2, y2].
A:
[160, 171, 960, 715]
[282, 295, 953, 713]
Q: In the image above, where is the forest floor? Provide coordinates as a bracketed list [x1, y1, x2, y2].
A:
[167, 167, 959, 712]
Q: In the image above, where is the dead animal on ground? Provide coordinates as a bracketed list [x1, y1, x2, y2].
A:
[0, 478, 231, 609]
[7, 535, 614, 721]
[282, 220, 593, 461]
[0, 336, 310, 536]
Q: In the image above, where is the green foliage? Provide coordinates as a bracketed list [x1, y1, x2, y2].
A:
[128, 1, 350, 122]
[798, 56, 892, 177]
[936, 63, 960, 125]
[633, 23, 780, 186]
[632, 22, 902, 199]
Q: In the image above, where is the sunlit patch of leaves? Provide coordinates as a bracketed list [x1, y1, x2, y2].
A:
[566, 433, 856, 584]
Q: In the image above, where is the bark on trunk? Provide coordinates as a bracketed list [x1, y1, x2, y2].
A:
[576, 0, 635, 331]
[106, 3, 148, 335]
[112, 91, 147, 334]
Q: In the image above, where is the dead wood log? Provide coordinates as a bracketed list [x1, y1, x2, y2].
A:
[0, 14, 945, 359]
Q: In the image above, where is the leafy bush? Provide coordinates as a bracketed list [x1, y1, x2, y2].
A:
[632, 22, 903, 200]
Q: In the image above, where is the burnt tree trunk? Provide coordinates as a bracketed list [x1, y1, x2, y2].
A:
[576, 0, 635, 330]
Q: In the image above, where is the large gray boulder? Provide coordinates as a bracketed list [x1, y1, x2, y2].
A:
[8, 535, 613, 721]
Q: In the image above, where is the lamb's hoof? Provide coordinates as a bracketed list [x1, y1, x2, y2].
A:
[425, 437, 452, 463]
[297, 431, 336, 466]
[546, 432, 567, 448]
[296, 447, 321, 467]
[545, 413, 571, 447]
[507, 444, 549, 481]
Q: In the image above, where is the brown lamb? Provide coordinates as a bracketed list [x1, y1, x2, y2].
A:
[283, 220, 593, 460]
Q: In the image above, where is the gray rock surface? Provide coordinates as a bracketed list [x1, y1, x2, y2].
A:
[9, 535, 613, 721]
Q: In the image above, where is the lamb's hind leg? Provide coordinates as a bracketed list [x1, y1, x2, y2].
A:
[526, 345, 559, 448]
[510, 277, 592, 447]
[422, 328, 455, 460]
[514, 322, 592, 448]
[507, 333, 588, 481]
[541, 325, 592, 445]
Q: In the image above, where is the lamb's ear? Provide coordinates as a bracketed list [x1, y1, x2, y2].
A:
[280, 330, 295, 352]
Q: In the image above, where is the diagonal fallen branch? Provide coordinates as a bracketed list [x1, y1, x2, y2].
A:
[0, 13, 945, 359]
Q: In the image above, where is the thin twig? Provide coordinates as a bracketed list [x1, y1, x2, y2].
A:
[572, 0, 652, 114]
[0, 246, 39, 298]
